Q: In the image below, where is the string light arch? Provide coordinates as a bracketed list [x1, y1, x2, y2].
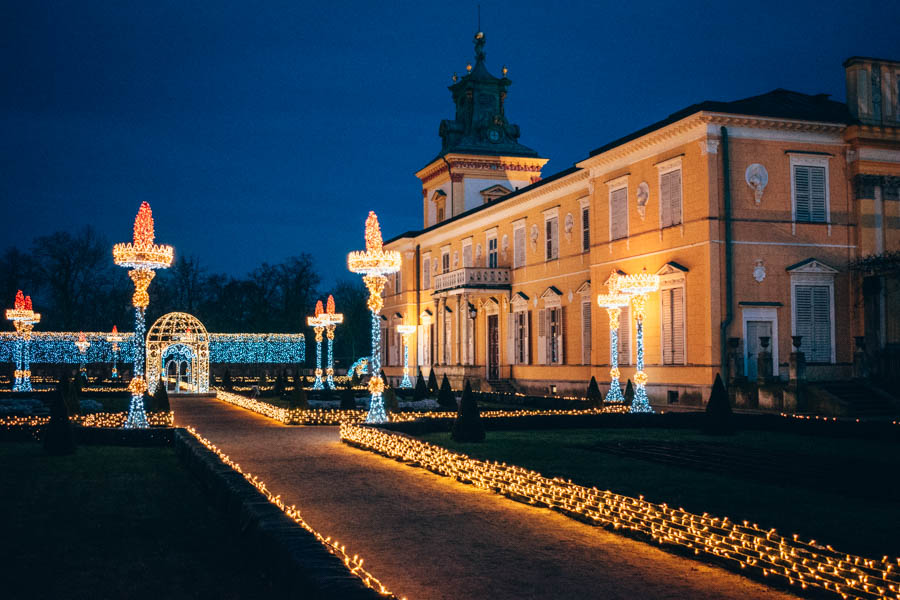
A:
[145, 312, 209, 395]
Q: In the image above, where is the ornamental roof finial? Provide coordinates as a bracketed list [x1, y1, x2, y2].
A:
[474, 31, 486, 63]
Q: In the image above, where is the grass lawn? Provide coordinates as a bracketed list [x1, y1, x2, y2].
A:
[0, 442, 277, 600]
[420, 428, 900, 559]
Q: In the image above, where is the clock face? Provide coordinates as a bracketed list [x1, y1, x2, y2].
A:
[487, 128, 501, 143]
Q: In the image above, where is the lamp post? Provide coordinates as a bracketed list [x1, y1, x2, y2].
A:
[321, 295, 343, 389]
[348, 211, 402, 423]
[75, 331, 90, 377]
[113, 202, 173, 428]
[6, 291, 40, 392]
[616, 269, 660, 413]
[397, 324, 416, 388]
[307, 300, 326, 390]
[107, 325, 124, 379]
[596, 290, 631, 403]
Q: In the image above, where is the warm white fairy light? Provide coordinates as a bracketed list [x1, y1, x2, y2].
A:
[396, 325, 416, 388]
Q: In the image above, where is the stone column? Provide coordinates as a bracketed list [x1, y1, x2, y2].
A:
[434, 297, 443, 366]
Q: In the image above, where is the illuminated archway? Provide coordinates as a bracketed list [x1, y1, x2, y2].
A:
[146, 312, 209, 394]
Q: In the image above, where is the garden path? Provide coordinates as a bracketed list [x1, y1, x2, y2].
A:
[172, 396, 799, 600]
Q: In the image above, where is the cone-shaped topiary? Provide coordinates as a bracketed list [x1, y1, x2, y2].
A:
[452, 381, 485, 442]
[340, 388, 356, 409]
[59, 372, 80, 416]
[437, 374, 456, 410]
[349, 368, 361, 389]
[153, 383, 170, 413]
[703, 373, 734, 435]
[43, 386, 75, 455]
[274, 370, 286, 398]
[384, 386, 398, 414]
[290, 385, 308, 410]
[427, 369, 439, 395]
[586, 376, 602, 408]
[413, 368, 427, 402]
[222, 368, 234, 391]
[624, 379, 635, 406]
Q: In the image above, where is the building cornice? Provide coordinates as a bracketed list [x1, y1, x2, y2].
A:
[416, 153, 549, 185]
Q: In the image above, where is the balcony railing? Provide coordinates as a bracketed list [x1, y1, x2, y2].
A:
[433, 267, 511, 294]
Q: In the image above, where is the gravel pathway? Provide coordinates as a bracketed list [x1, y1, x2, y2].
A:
[172, 396, 800, 600]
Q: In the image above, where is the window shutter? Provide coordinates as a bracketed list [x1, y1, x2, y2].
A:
[514, 228, 526, 268]
[810, 166, 826, 223]
[611, 188, 627, 240]
[525, 310, 531, 365]
[463, 245, 472, 268]
[423, 259, 431, 288]
[618, 304, 631, 365]
[506, 312, 515, 365]
[582, 207, 590, 252]
[661, 169, 682, 227]
[537, 308, 547, 365]
[672, 287, 685, 364]
[794, 166, 811, 221]
[558, 307, 566, 365]
[795, 285, 813, 358]
[582, 300, 592, 365]
[661, 290, 673, 364]
[812, 285, 831, 363]
[551, 218, 559, 259]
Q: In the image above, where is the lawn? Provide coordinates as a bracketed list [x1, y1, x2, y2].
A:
[419, 428, 900, 559]
[0, 442, 277, 600]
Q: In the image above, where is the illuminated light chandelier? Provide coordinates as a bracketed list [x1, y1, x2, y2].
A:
[307, 301, 327, 390]
[107, 325, 124, 378]
[597, 275, 631, 403]
[113, 202, 173, 428]
[74, 331, 90, 376]
[396, 324, 416, 388]
[5, 291, 40, 392]
[347, 211, 402, 423]
[616, 269, 660, 413]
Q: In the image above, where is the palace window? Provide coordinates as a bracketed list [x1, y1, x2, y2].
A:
[537, 288, 564, 365]
[659, 165, 683, 228]
[791, 155, 829, 223]
[513, 221, 526, 268]
[544, 210, 559, 261]
[660, 286, 685, 364]
[462, 238, 473, 268]
[487, 234, 498, 268]
[609, 184, 628, 240]
[393, 270, 401, 294]
[441, 247, 450, 273]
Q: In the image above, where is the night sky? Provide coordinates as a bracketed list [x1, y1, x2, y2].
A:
[2, 1, 898, 287]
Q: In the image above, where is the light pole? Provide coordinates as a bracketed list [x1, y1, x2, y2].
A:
[617, 270, 660, 413]
[397, 324, 416, 388]
[347, 211, 401, 423]
[596, 288, 631, 403]
[113, 202, 173, 428]
[6, 291, 40, 392]
[75, 331, 90, 377]
[322, 295, 343, 389]
[107, 325, 124, 379]
[307, 300, 326, 390]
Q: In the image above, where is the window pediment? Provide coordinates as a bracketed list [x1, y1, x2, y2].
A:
[786, 258, 838, 274]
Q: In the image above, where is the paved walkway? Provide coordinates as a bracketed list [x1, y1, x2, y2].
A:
[172, 397, 799, 600]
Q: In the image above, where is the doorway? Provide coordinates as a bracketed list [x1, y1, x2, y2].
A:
[742, 306, 778, 380]
[746, 321, 772, 379]
[487, 314, 499, 380]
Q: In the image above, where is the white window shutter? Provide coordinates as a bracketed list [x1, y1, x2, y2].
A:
[661, 290, 673, 365]
[795, 285, 813, 358]
[582, 207, 590, 252]
[551, 218, 559, 259]
[611, 188, 627, 240]
[505, 312, 514, 365]
[581, 300, 592, 365]
[810, 166, 826, 223]
[558, 306, 566, 365]
[618, 304, 631, 365]
[672, 287, 685, 364]
[794, 166, 811, 221]
[537, 308, 547, 365]
[812, 285, 831, 363]
[463, 245, 472, 268]
[514, 228, 525, 267]
[424, 259, 431, 288]
[525, 310, 531, 364]
[661, 169, 682, 227]
[660, 174, 672, 227]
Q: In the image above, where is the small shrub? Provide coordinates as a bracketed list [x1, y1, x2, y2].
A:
[384, 386, 398, 414]
[349, 369, 361, 389]
[451, 381, 485, 442]
[586, 376, 602, 408]
[624, 379, 635, 406]
[274, 370, 286, 398]
[437, 374, 456, 410]
[413, 368, 427, 402]
[289, 385, 308, 410]
[153, 383, 170, 412]
[703, 373, 734, 435]
[427, 369, 439, 395]
[43, 387, 75, 456]
[222, 368, 234, 391]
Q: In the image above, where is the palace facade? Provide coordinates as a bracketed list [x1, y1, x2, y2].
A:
[380, 34, 900, 410]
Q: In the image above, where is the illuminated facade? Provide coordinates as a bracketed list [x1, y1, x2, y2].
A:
[381, 37, 900, 410]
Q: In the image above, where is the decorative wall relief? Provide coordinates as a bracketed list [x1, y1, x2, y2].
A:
[501, 234, 509, 260]
[636, 182, 649, 220]
[530, 224, 539, 251]
[745, 164, 768, 204]
[564, 213, 574, 241]
[753, 259, 766, 283]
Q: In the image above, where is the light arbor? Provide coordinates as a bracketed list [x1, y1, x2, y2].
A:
[107, 325, 124, 378]
[347, 211, 401, 423]
[113, 202, 173, 428]
[396, 324, 416, 388]
[6, 291, 40, 392]
[596, 284, 631, 403]
[616, 270, 660, 413]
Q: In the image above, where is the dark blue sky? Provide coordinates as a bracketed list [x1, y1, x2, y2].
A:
[2, 1, 898, 287]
